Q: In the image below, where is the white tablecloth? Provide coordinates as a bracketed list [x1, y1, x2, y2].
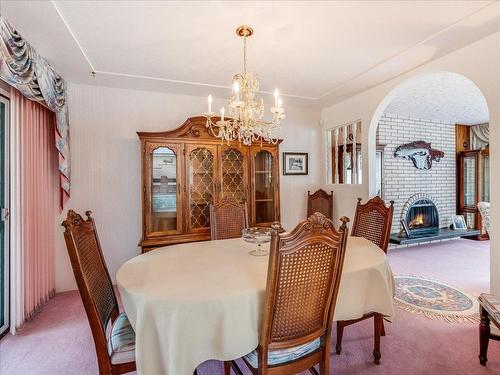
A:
[117, 236, 394, 375]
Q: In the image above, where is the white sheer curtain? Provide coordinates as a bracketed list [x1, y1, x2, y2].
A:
[471, 123, 489, 150]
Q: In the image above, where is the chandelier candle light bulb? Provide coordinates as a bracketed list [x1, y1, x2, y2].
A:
[207, 94, 213, 114]
[233, 81, 240, 103]
[203, 25, 285, 146]
[274, 89, 279, 107]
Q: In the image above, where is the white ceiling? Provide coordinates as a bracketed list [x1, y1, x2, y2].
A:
[385, 72, 489, 124]
[2, 1, 500, 107]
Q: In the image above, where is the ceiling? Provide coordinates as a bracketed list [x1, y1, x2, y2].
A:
[2, 1, 500, 107]
[385, 72, 489, 124]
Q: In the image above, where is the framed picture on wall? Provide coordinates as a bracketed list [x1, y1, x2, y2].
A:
[283, 152, 308, 175]
[451, 214, 467, 230]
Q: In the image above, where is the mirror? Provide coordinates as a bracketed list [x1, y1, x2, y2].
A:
[327, 121, 362, 184]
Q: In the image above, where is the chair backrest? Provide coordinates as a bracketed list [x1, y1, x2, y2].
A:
[62, 210, 118, 357]
[478, 202, 491, 234]
[307, 189, 334, 220]
[260, 213, 349, 355]
[351, 196, 394, 252]
[210, 197, 249, 240]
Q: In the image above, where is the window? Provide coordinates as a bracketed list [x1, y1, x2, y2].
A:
[326, 121, 362, 184]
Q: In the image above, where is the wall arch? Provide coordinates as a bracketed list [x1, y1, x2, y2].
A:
[367, 71, 490, 196]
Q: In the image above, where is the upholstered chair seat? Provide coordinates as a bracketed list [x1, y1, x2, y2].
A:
[108, 312, 136, 365]
[244, 338, 320, 368]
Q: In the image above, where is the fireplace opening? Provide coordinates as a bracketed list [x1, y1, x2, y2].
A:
[404, 198, 439, 236]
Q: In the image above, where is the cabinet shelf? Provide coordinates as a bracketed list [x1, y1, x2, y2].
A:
[255, 199, 273, 202]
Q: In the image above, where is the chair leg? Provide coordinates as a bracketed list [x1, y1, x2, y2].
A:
[373, 313, 382, 365]
[479, 306, 490, 366]
[381, 320, 386, 336]
[224, 361, 231, 375]
[336, 321, 344, 354]
[320, 347, 329, 375]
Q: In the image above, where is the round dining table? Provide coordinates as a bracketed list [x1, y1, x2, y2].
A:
[117, 236, 395, 375]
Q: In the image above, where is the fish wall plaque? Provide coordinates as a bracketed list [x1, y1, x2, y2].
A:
[394, 141, 444, 170]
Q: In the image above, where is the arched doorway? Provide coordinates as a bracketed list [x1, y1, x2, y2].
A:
[368, 71, 490, 294]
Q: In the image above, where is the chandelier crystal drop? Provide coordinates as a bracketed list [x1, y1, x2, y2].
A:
[203, 25, 285, 146]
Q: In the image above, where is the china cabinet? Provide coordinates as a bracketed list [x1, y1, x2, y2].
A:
[457, 149, 489, 240]
[138, 116, 281, 252]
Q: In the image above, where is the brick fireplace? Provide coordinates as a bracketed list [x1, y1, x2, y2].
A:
[376, 113, 456, 234]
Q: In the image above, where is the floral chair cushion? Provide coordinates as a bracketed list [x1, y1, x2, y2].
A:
[107, 312, 136, 365]
[244, 338, 320, 368]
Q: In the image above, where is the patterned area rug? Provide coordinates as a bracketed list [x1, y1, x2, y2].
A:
[394, 275, 479, 323]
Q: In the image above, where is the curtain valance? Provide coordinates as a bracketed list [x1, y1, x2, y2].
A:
[470, 123, 489, 150]
[0, 16, 70, 205]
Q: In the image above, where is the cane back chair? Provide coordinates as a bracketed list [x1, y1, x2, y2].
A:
[307, 189, 334, 221]
[227, 212, 350, 375]
[336, 196, 394, 364]
[62, 210, 136, 375]
[210, 197, 249, 240]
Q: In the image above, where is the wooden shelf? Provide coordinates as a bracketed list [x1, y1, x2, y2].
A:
[255, 170, 271, 174]
[255, 199, 273, 202]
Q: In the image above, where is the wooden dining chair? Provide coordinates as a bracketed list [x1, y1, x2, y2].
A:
[226, 212, 350, 375]
[307, 189, 334, 220]
[62, 210, 136, 375]
[210, 197, 249, 240]
[336, 196, 394, 364]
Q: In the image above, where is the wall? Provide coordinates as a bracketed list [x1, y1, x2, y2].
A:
[55, 84, 321, 291]
[377, 114, 456, 232]
[320, 31, 500, 294]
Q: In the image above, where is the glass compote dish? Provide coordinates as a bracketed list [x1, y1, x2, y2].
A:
[242, 227, 272, 256]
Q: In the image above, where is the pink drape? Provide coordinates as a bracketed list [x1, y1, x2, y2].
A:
[12, 88, 57, 324]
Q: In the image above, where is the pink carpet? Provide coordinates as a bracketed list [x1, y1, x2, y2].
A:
[1, 239, 499, 374]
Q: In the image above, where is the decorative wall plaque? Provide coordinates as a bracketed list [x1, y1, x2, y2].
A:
[394, 141, 444, 170]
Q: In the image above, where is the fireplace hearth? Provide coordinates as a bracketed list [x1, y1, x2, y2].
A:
[391, 193, 480, 245]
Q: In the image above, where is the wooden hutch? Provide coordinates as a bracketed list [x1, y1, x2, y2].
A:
[138, 116, 281, 252]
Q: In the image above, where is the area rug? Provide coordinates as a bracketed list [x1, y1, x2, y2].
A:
[394, 275, 479, 323]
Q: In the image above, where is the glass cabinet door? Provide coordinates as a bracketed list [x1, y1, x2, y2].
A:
[481, 154, 490, 202]
[186, 145, 217, 232]
[252, 148, 276, 225]
[462, 155, 477, 207]
[148, 144, 182, 235]
[221, 147, 246, 202]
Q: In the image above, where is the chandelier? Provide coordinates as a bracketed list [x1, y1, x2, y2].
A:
[203, 25, 285, 146]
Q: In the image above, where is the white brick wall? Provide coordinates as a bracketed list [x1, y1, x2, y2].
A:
[377, 113, 456, 233]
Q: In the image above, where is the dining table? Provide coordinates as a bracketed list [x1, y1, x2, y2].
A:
[116, 236, 395, 375]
